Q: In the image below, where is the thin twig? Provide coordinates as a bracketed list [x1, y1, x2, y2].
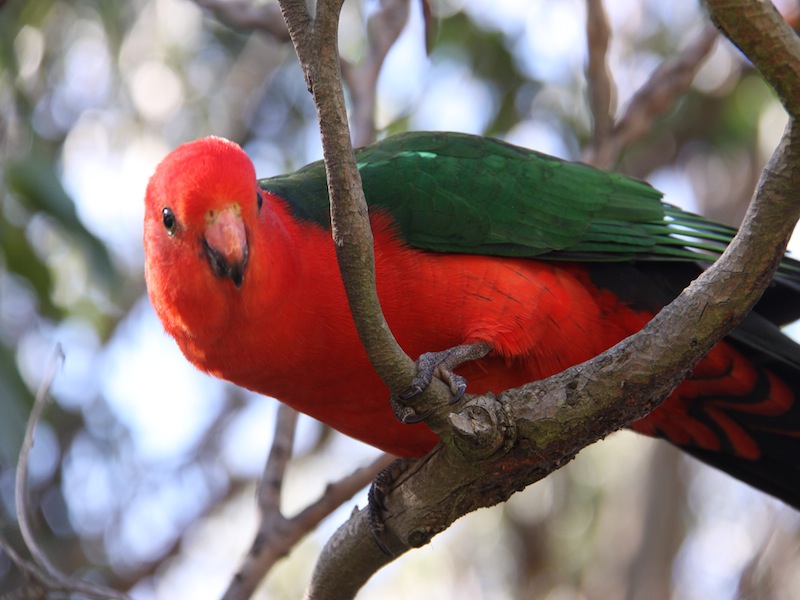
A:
[11, 344, 128, 600]
[582, 24, 718, 168]
[291, 452, 394, 528]
[221, 402, 393, 600]
[196, 0, 407, 146]
[222, 435, 393, 600]
[0, 581, 46, 600]
[344, 0, 410, 146]
[257, 403, 298, 513]
[0, 527, 49, 587]
[193, 0, 291, 41]
[584, 0, 616, 150]
[15, 345, 64, 581]
[221, 404, 298, 600]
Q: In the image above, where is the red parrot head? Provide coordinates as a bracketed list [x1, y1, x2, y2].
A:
[144, 136, 262, 341]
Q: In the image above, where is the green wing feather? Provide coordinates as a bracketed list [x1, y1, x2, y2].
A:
[259, 131, 800, 283]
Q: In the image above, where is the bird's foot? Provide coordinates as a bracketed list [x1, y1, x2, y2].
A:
[368, 458, 415, 556]
[390, 342, 491, 423]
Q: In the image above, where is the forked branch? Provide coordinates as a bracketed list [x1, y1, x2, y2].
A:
[275, 0, 800, 598]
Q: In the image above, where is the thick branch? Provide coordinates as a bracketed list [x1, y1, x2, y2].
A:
[704, 0, 800, 116]
[305, 117, 800, 599]
[302, 1, 800, 596]
[272, 0, 800, 596]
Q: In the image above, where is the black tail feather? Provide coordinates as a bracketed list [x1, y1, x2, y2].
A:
[589, 261, 800, 510]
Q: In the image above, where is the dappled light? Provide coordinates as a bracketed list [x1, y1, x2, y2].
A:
[1, 0, 799, 598]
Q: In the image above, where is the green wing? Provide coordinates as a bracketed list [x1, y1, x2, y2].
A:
[259, 131, 799, 280]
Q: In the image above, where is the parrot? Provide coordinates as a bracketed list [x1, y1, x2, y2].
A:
[143, 131, 800, 509]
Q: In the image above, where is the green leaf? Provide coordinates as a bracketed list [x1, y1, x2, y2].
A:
[1, 215, 61, 318]
[5, 154, 123, 295]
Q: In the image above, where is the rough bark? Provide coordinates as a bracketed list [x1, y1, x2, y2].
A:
[274, 0, 800, 597]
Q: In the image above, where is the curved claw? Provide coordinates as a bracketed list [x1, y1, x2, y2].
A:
[399, 383, 426, 402]
[368, 459, 415, 557]
[449, 375, 468, 404]
[390, 392, 432, 423]
[400, 407, 434, 424]
[391, 342, 491, 424]
[368, 490, 393, 556]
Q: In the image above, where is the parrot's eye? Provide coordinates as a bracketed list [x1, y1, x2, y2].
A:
[256, 191, 263, 212]
[162, 207, 177, 235]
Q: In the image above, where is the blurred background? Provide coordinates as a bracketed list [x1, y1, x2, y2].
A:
[2, 0, 800, 598]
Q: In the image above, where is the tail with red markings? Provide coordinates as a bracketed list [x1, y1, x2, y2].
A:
[594, 261, 800, 508]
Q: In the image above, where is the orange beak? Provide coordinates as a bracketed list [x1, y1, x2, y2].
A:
[203, 205, 248, 289]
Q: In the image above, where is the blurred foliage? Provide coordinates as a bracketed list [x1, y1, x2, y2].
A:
[1, 0, 799, 598]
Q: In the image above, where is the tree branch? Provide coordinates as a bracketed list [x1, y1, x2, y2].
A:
[269, 0, 800, 596]
[583, 24, 719, 168]
[304, 115, 800, 599]
[193, 0, 291, 41]
[704, 0, 800, 117]
[343, 0, 410, 146]
[221, 405, 394, 600]
[15, 347, 65, 583]
[584, 0, 616, 149]
[6, 345, 129, 600]
[296, 1, 800, 596]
